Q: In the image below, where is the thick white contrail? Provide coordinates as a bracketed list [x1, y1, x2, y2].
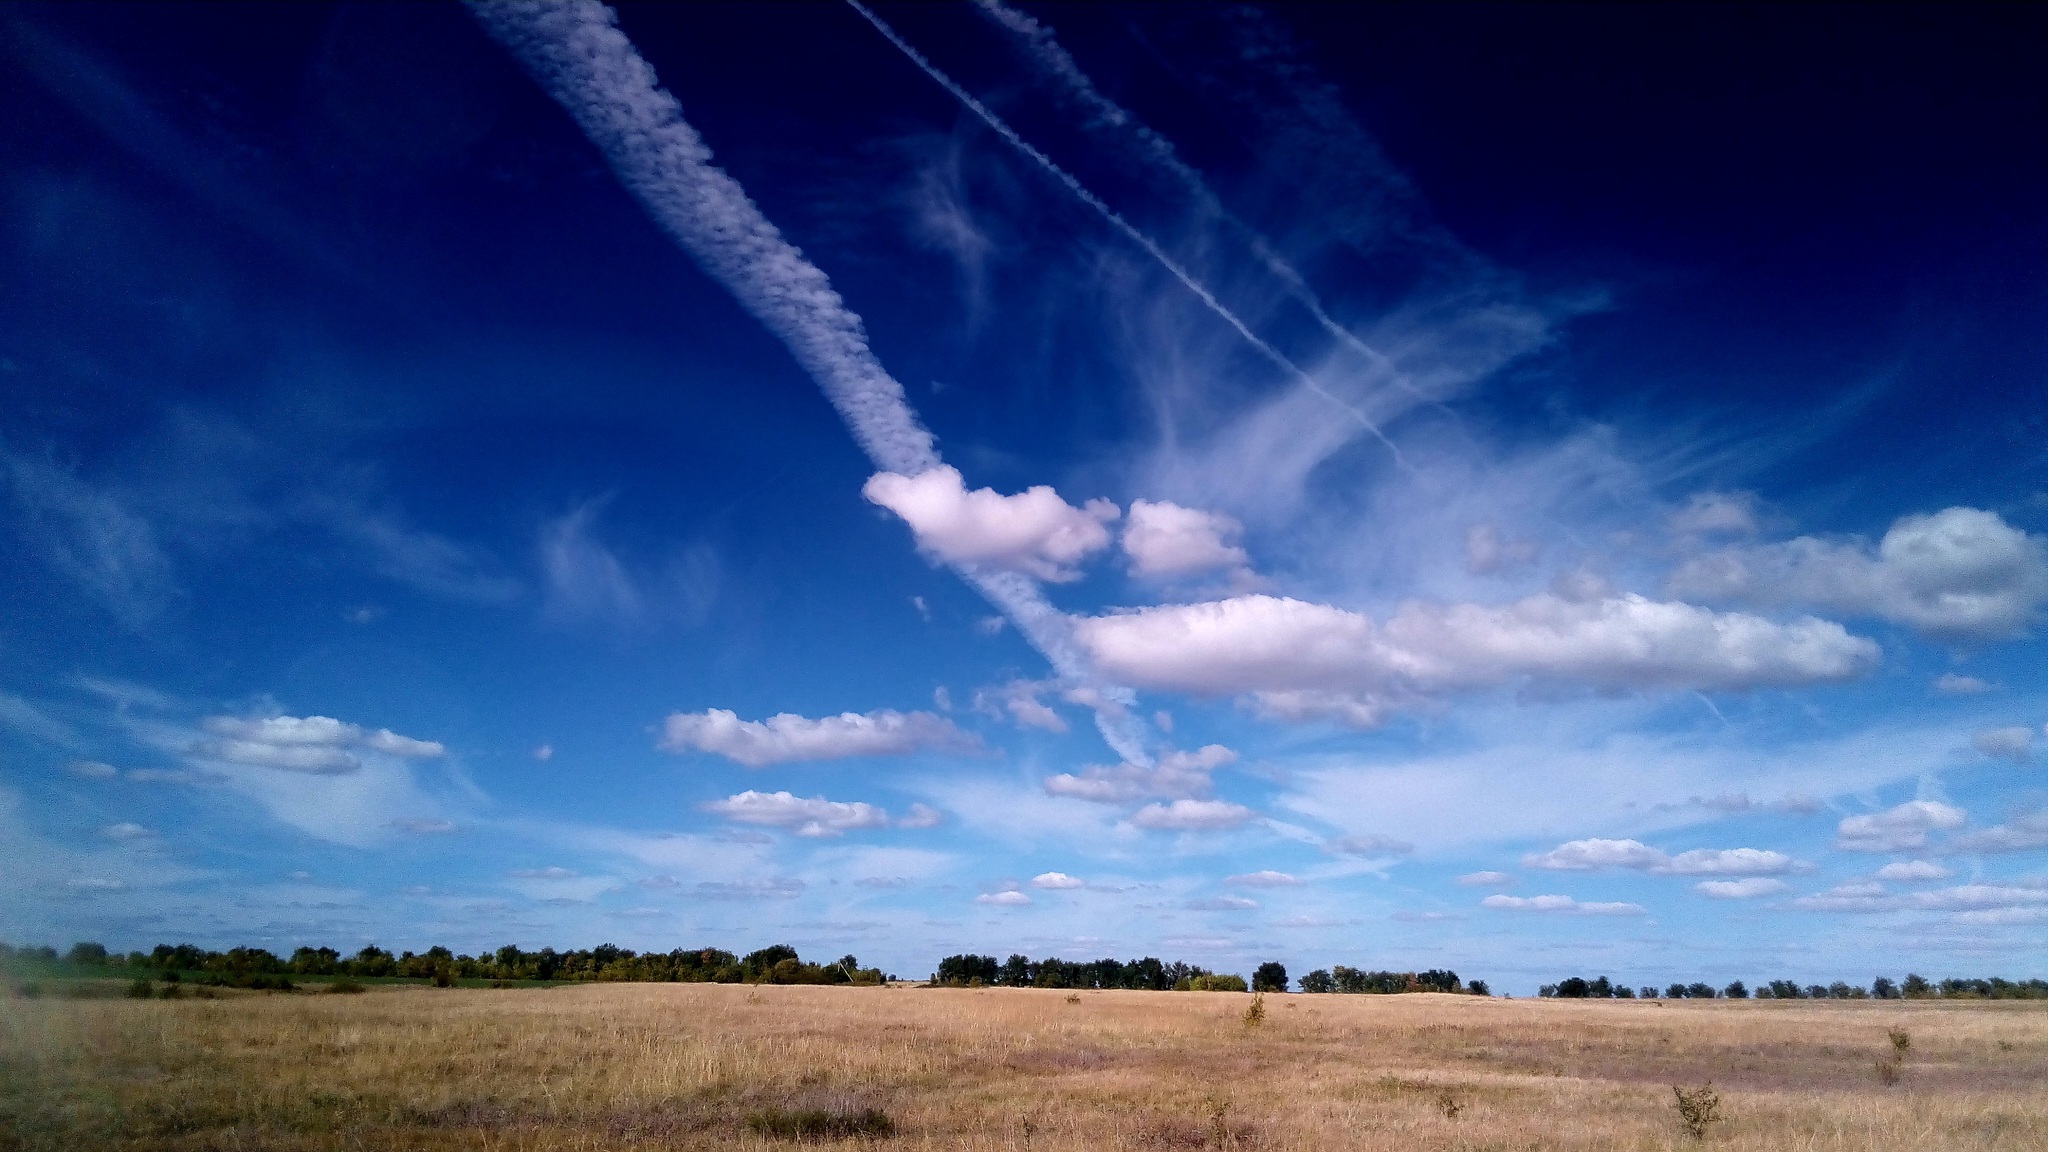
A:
[969, 0, 1432, 408]
[468, 0, 1149, 763]
[843, 0, 1411, 471]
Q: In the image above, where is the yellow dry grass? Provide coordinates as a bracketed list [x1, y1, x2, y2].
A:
[3, 983, 2045, 1150]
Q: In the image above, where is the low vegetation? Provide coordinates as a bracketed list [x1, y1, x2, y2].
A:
[1542, 972, 2048, 1000]
[3, 981, 2042, 1149]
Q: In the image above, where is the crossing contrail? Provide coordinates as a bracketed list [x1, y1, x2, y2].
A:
[968, 0, 1434, 409]
[843, 0, 1413, 473]
[468, 0, 1150, 763]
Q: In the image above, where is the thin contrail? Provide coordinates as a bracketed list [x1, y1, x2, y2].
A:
[968, 0, 1434, 408]
[843, 0, 1412, 472]
[468, 0, 1150, 764]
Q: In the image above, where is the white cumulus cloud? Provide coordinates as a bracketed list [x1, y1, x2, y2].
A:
[1952, 809, 2048, 854]
[863, 465, 1117, 582]
[1128, 798, 1257, 831]
[1694, 878, 1785, 899]
[976, 890, 1031, 906]
[1031, 871, 1084, 889]
[699, 790, 890, 837]
[1456, 870, 1514, 887]
[1481, 894, 1645, 916]
[1044, 744, 1235, 803]
[1875, 860, 1951, 882]
[1972, 726, 2035, 763]
[1523, 838, 1800, 876]
[1670, 491, 1761, 537]
[191, 714, 445, 774]
[1074, 591, 1876, 728]
[659, 707, 975, 766]
[1835, 800, 1967, 852]
[1224, 870, 1301, 887]
[1666, 506, 2048, 642]
[1121, 499, 1252, 581]
[1933, 673, 1991, 696]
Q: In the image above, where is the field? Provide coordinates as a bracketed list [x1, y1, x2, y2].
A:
[3, 982, 2045, 1150]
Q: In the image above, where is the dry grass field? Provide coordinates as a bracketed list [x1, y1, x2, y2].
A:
[4, 982, 2045, 1150]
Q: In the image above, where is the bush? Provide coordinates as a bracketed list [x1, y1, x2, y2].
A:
[1672, 1084, 1722, 1139]
[326, 979, 366, 994]
[746, 1106, 894, 1140]
[127, 978, 154, 999]
[1188, 973, 1248, 992]
[1467, 980, 1491, 997]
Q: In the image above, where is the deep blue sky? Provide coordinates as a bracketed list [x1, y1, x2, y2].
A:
[3, 1, 2044, 991]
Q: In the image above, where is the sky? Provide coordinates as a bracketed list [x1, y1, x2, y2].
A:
[2, 1, 2046, 993]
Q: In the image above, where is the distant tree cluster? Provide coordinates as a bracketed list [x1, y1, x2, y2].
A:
[1539, 973, 2048, 1000]
[931, 953, 1247, 990]
[0, 941, 886, 987]
[1298, 967, 1482, 996]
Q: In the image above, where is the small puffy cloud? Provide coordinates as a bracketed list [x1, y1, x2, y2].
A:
[1934, 673, 1991, 696]
[863, 465, 1117, 582]
[1327, 834, 1415, 857]
[1122, 499, 1252, 581]
[191, 714, 445, 775]
[1525, 838, 1800, 876]
[1128, 798, 1257, 832]
[66, 759, 119, 779]
[1972, 726, 2035, 763]
[1031, 871, 1085, 889]
[1836, 800, 1967, 852]
[976, 890, 1031, 906]
[1074, 591, 1876, 728]
[1876, 860, 1952, 882]
[1524, 838, 1665, 871]
[1186, 895, 1258, 910]
[1670, 491, 1760, 537]
[659, 708, 974, 766]
[975, 680, 1068, 733]
[1044, 745, 1235, 804]
[100, 821, 150, 840]
[1666, 507, 2048, 642]
[898, 803, 944, 829]
[1481, 894, 1645, 916]
[1661, 848, 1803, 876]
[534, 744, 554, 761]
[1456, 870, 1514, 887]
[1952, 809, 2048, 854]
[1694, 878, 1786, 899]
[700, 790, 890, 837]
[1225, 870, 1301, 888]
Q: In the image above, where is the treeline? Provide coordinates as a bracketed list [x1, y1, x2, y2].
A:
[2, 942, 889, 987]
[1299, 967, 1485, 996]
[932, 953, 1249, 990]
[1541, 974, 2048, 1000]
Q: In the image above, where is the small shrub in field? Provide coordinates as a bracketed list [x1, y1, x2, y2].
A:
[745, 1105, 894, 1141]
[158, 984, 184, 1000]
[1672, 1084, 1722, 1139]
[193, 987, 217, 1000]
[127, 977, 154, 999]
[326, 979, 365, 994]
[1243, 991, 1267, 1029]
[1888, 1028, 1910, 1054]
[15, 981, 42, 999]
[1436, 1091, 1463, 1119]
[1064, 993, 1080, 1004]
[1874, 1058, 1900, 1085]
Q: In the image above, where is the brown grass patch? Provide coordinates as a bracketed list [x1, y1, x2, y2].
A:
[2, 983, 2044, 1149]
